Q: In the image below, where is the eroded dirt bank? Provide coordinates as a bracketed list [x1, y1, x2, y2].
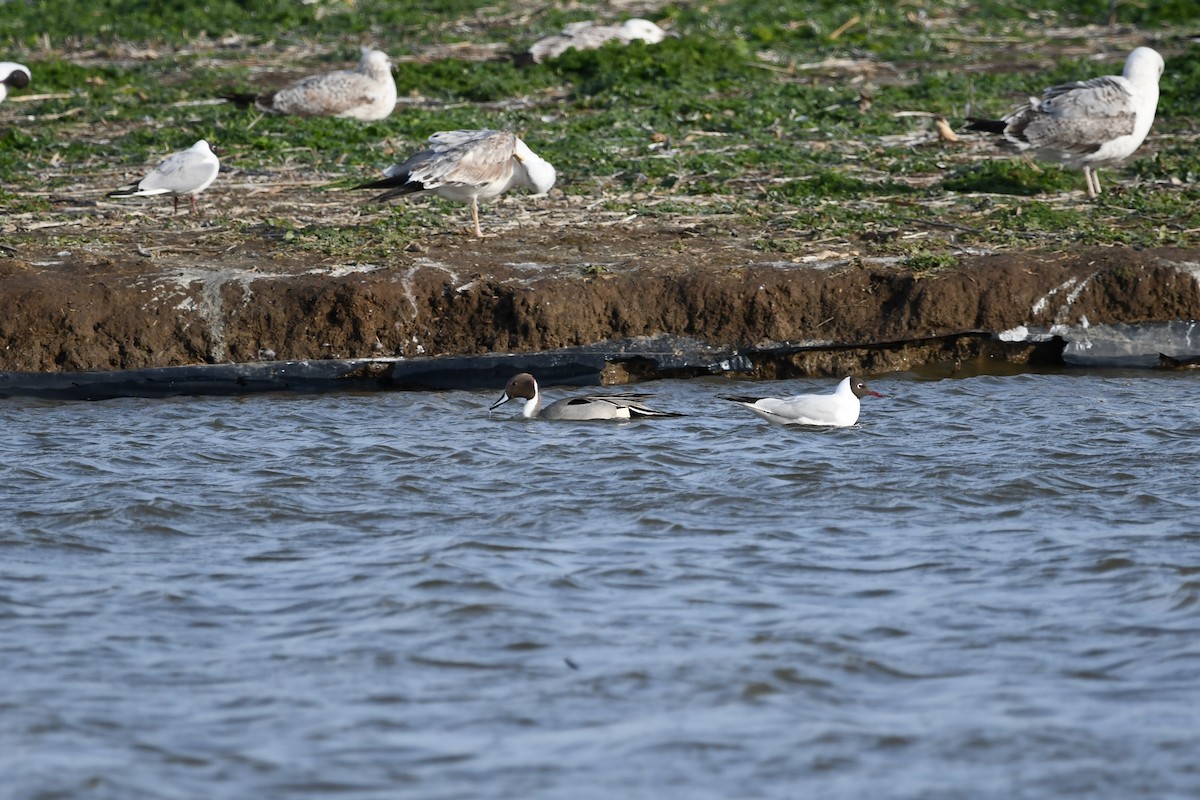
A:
[1, 228, 1198, 375]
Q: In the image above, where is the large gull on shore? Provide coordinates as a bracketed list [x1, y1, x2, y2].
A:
[966, 47, 1164, 197]
[108, 140, 220, 215]
[524, 19, 669, 64]
[223, 48, 396, 121]
[354, 130, 556, 238]
[0, 62, 31, 103]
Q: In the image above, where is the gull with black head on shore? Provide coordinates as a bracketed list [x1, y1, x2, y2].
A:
[0, 62, 31, 103]
[222, 48, 396, 121]
[490, 373, 682, 421]
[107, 139, 220, 215]
[354, 129, 556, 238]
[721, 376, 883, 428]
[965, 46, 1164, 198]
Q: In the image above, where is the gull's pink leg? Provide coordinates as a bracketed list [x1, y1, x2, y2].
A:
[471, 198, 483, 238]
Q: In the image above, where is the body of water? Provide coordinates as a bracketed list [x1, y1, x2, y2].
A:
[2, 372, 1198, 799]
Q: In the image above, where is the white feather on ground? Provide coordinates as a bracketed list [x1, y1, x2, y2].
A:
[354, 130, 557, 237]
[526, 19, 669, 63]
[226, 48, 396, 121]
[108, 139, 220, 215]
[0, 62, 31, 103]
[966, 46, 1164, 197]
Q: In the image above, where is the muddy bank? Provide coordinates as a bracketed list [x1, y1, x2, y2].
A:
[1, 229, 1198, 382]
[0, 332, 1071, 400]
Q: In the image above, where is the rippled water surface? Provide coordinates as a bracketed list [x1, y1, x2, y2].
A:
[3, 372, 1199, 799]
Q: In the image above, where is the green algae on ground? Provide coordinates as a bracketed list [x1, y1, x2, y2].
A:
[2, 1, 1200, 259]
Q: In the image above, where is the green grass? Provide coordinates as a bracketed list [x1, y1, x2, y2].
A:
[902, 249, 958, 273]
[4, 0, 1199, 50]
[3, 1, 1200, 257]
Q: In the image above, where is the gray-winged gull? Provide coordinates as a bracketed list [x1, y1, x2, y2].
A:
[224, 48, 396, 121]
[966, 47, 1164, 197]
[108, 139, 220, 214]
[721, 376, 884, 428]
[354, 129, 557, 238]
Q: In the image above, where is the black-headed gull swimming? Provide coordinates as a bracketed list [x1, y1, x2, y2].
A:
[0, 62, 31, 103]
[966, 46, 1164, 198]
[490, 373, 682, 420]
[107, 139, 220, 215]
[721, 376, 883, 427]
[224, 48, 396, 121]
[525, 18, 670, 64]
[354, 129, 556, 238]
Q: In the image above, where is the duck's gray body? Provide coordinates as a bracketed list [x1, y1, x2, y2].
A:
[490, 373, 681, 420]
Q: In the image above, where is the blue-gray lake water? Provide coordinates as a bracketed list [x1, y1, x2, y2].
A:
[2, 371, 1199, 799]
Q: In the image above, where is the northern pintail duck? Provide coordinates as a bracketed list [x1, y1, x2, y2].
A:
[489, 373, 682, 420]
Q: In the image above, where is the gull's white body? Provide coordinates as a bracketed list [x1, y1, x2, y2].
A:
[723, 376, 883, 427]
[108, 139, 220, 214]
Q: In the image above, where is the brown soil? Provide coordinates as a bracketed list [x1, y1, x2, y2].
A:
[6, 28, 1199, 380]
[2, 205, 1199, 374]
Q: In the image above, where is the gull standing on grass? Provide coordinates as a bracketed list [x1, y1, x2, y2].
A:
[0, 62, 31, 103]
[490, 373, 682, 420]
[354, 130, 556, 238]
[107, 140, 220, 215]
[223, 48, 396, 121]
[524, 18, 670, 64]
[965, 46, 1164, 198]
[721, 376, 884, 428]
